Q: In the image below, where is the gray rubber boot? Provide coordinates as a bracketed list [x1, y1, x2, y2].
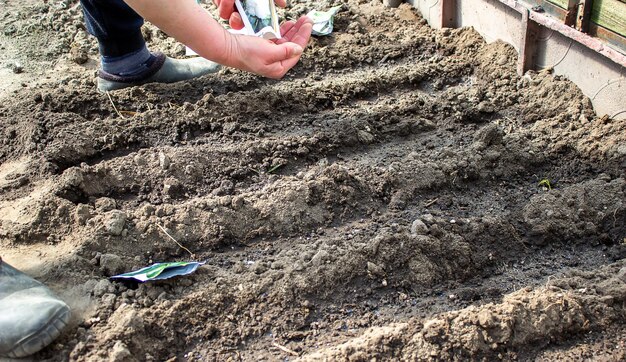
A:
[97, 52, 221, 92]
[0, 258, 70, 358]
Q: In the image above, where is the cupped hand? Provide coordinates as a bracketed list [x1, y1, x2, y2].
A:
[213, 0, 287, 30]
[230, 16, 313, 79]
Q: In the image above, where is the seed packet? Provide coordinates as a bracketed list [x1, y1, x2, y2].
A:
[307, 6, 342, 36]
[186, 0, 282, 56]
[110, 261, 205, 282]
[235, 0, 281, 39]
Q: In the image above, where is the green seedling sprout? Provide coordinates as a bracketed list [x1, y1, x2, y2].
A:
[267, 163, 285, 174]
[538, 179, 552, 190]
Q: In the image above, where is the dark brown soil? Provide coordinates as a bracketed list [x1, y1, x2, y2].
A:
[0, 1, 624, 361]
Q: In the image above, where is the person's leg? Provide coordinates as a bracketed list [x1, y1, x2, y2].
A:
[0, 257, 70, 358]
[79, 0, 220, 92]
[80, 0, 146, 58]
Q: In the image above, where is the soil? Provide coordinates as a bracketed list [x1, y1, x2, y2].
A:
[1, 0, 625, 361]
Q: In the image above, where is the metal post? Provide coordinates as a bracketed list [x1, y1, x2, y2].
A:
[576, 0, 593, 33]
[518, 9, 539, 75]
[440, 0, 456, 28]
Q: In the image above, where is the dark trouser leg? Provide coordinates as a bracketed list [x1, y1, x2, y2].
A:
[79, 0, 146, 57]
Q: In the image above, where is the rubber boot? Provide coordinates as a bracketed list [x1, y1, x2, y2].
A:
[0, 258, 71, 358]
[97, 52, 221, 92]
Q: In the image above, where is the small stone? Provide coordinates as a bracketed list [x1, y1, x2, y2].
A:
[617, 267, 626, 283]
[211, 179, 234, 196]
[141, 204, 155, 217]
[231, 196, 244, 209]
[497, 55, 508, 65]
[218, 195, 232, 207]
[3, 24, 17, 36]
[223, 122, 239, 134]
[163, 177, 182, 197]
[9, 61, 23, 74]
[158, 152, 170, 170]
[422, 214, 435, 224]
[477, 310, 494, 328]
[295, 146, 310, 156]
[310, 249, 330, 266]
[133, 154, 147, 166]
[101, 293, 117, 309]
[109, 340, 133, 362]
[410, 219, 429, 235]
[367, 261, 385, 277]
[357, 130, 375, 144]
[184, 164, 197, 177]
[96, 198, 117, 212]
[477, 101, 495, 113]
[100, 253, 124, 276]
[74, 204, 92, 225]
[104, 210, 127, 236]
[252, 262, 268, 275]
[69, 45, 88, 65]
[83, 279, 98, 294]
[293, 260, 305, 271]
[474, 123, 503, 146]
[93, 279, 115, 297]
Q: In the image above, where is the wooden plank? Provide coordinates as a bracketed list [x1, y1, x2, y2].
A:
[591, 0, 626, 37]
[588, 23, 626, 54]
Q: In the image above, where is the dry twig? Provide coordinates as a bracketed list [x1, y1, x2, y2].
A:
[156, 224, 194, 258]
[105, 91, 126, 119]
[272, 342, 299, 357]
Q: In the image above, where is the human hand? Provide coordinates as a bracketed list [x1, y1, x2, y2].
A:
[213, 0, 287, 30]
[228, 16, 312, 79]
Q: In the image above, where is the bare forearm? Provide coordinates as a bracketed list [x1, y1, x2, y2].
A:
[123, 0, 312, 79]
[123, 0, 239, 68]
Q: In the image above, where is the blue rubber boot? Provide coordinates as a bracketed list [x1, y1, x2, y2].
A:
[97, 52, 221, 92]
[0, 258, 70, 358]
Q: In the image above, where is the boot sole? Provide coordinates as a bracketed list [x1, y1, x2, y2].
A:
[5, 306, 70, 358]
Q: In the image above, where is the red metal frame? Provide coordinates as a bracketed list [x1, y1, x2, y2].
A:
[528, 10, 626, 67]
[490, 0, 626, 70]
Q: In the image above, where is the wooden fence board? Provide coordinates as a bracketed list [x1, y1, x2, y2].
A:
[591, 0, 626, 37]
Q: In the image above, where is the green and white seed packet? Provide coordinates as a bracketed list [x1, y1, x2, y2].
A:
[186, 2, 341, 56]
[235, 0, 281, 39]
[187, 0, 281, 56]
[110, 261, 205, 282]
[307, 6, 342, 36]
